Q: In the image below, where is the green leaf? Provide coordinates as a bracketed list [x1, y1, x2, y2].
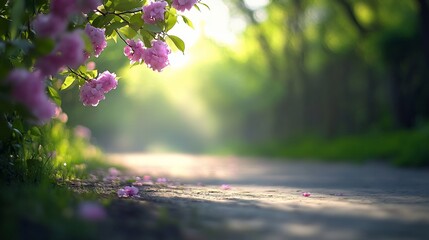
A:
[120, 26, 138, 39]
[140, 29, 154, 47]
[105, 21, 127, 36]
[91, 15, 105, 28]
[143, 23, 163, 33]
[130, 13, 143, 31]
[87, 69, 98, 79]
[10, 0, 25, 39]
[108, 30, 118, 42]
[47, 86, 61, 106]
[164, 8, 177, 32]
[60, 75, 76, 91]
[181, 15, 194, 29]
[114, 0, 143, 11]
[167, 35, 185, 53]
[198, 2, 210, 10]
[30, 127, 42, 137]
[91, 14, 115, 28]
[0, 16, 10, 36]
[193, 4, 201, 12]
[32, 38, 55, 56]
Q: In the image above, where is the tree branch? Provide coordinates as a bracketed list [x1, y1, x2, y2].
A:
[335, 0, 367, 36]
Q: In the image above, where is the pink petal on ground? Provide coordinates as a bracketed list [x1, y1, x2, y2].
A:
[157, 177, 168, 183]
[117, 188, 127, 198]
[221, 184, 231, 190]
[302, 192, 311, 197]
[124, 186, 139, 196]
[108, 167, 120, 176]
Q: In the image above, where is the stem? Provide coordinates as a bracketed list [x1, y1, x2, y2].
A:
[110, 9, 142, 15]
[96, 8, 132, 25]
[67, 67, 90, 82]
[114, 29, 130, 46]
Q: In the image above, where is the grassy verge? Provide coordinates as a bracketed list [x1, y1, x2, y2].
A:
[215, 125, 429, 167]
[1, 119, 188, 240]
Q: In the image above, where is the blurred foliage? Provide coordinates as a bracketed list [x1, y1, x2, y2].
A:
[217, 123, 429, 167]
[61, 0, 429, 166]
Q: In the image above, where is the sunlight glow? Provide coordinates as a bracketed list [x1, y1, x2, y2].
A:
[167, 1, 247, 68]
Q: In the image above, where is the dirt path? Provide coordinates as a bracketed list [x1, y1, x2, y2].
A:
[107, 153, 429, 240]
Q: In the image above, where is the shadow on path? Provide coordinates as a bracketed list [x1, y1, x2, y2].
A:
[108, 153, 429, 240]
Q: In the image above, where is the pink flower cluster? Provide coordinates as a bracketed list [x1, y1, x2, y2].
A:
[7, 69, 56, 124]
[79, 71, 118, 106]
[124, 39, 146, 64]
[54, 107, 68, 123]
[32, 14, 67, 38]
[142, 1, 168, 24]
[124, 39, 170, 72]
[32, 0, 101, 39]
[143, 40, 170, 72]
[35, 31, 86, 76]
[85, 24, 107, 57]
[132, 176, 153, 186]
[117, 186, 139, 198]
[172, 0, 197, 12]
[74, 125, 91, 140]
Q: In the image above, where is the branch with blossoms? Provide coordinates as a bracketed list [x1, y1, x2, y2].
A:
[1, 0, 207, 127]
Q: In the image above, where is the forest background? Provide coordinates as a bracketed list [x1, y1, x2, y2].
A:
[61, 0, 429, 167]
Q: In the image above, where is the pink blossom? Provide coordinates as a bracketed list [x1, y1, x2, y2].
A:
[32, 98, 57, 124]
[123, 39, 145, 64]
[172, 0, 197, 12]
[50, 0, 101, 16]
[77, 0, 102, 14]
[36, 31, 85, 75]
[32, 14, 68, 38]
[84, 24, 107, 57]
[35, 54, 64, 76]
[117, 188, 127, 197]
[125, 186, 139, 196]
[58, 113, 68, 123]
[220, 184, 231, 190]
[51, 0, 77, 18]
[74, 125, 91, 139]
[157, 177, 168, 183]
[108, 167, 120, 177]
[117, 186, 139, 198]
[302, 192, 311, 197]
[134, 175, 153, 185]
[97, 71, 117, 93]
[56, 30, 86, 68]
[77, 201, 107, 221]
[7, 69, 56, 124]
[142, 1, 168, 24]
[54, 107, 68, 123]
[79, 80, 105, 106]
[79, 71, 117, 106]
[86, 61, 96, 70]
[143, 40, 170, 72]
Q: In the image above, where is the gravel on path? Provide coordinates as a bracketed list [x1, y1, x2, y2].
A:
[107, 153, 429, 240]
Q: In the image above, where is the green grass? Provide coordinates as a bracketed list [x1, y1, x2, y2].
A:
[216, 125, 429, 167]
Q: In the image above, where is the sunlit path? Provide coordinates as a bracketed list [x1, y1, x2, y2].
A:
[108, 153, 429, 240]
